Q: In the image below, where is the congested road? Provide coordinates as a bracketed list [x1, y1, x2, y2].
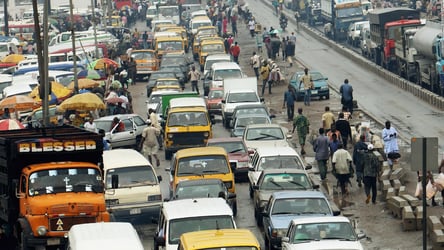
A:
[124, 1, 444, 249]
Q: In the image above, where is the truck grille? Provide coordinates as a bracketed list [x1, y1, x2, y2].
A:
[49, 216, 96, 232]
[171, 132, 205, 146]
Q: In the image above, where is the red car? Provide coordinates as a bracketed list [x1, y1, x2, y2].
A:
[205, 88, 223, 115]
[207, 137, 250, 181]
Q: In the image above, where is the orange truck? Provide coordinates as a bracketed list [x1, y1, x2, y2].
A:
[0, 126, 109, 249]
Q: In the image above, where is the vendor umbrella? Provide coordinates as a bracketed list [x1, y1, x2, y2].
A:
[0, 95, 37, 111]
[67, 79, 100, 90]
[0, 119, 25, 130]
[77, 69, 106, 80]
[88, 58, 119, 70]
[1, 54, 25, 63]
[59, 92, 105, 111]
[30, 81, 73, 104]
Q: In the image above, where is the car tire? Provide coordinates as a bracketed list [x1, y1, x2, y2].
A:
[224, 118, 230, 128]
[325, 94, 330, 100]
[232, 202, 238, 216]
[249, 184, 253, 198]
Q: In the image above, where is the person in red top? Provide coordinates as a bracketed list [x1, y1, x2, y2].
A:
[111, 117, 125, 132]
[231, 42, 240, 64]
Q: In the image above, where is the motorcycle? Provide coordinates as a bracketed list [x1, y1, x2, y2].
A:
[280, 18, 287, 31]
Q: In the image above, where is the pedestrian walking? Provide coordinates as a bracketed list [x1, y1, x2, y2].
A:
[127, 57, 137, 85]
[313, 128, 330, 181]
[222, 16, 228, 35]
[139, 119, 161, 167]
[322, 106, 335, 133]
[281, 37, 287, 61]
[231, 14, 238, 36]
[188, 66, 201, 94]
[299, 68, 313, 106]
[292, 108, 310, 155]
[248, 18, 256, 37]
[335, 112, 352, 149]
[363, 144, 380, 204]
[329, 133, 340, 164]
[353, 135, 368, 187]
[142, 31, 148, 49]
[250, 52, 260, 80]
[339, 79, 354, 114]
[332, 143, 353, 197]
[260, 61, 270, 96]
[230, 42, 241, 64]
[270, 35, 280, 60]
[149, 108, 163, 150]
[267, 65, 281, 93]
[382, 120, 399, 168]
[283, 85, 296, 121]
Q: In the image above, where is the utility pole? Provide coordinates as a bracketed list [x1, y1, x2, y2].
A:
[91, 0, 99, 58]
[69, 0, 79, 94]
[3, 0, 8, 36]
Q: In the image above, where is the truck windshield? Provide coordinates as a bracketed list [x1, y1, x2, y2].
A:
[28, 168, 103, 196]
[169, 215, 235, 244]
[336, 7, 362, 18]
[105, 166, 158, 188]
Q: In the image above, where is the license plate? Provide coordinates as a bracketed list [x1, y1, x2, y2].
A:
[311, 90, 318, 94]
[130, 208, 141, 215]
[47, 238, 61, 246]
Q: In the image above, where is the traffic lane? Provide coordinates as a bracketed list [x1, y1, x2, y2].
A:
[247, 0, 444, 150]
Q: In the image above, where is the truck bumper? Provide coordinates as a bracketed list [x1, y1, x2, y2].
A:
[27, 236, 68, 248]
[108, 204, 161, 225]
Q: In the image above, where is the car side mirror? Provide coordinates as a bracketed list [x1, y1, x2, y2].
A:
[281, 237, 290, 243]
[286, 134, 293, 139]
[333, 210, 341, 216]
[305, 164, 312, 170]
[211, 118, 216, 125]
[312, 184, 320, 189]
[221, 100, 226, 104]
[269, 114, 276, 119]
[154, 236, 166, 246]
[228, 192, 236, 199]
[157, 176, 162, 182]
[252, 185, 259, 190]
[260, 97, 265, 102]
[165, 167, 171, 172]
[248, 166, 255, 171]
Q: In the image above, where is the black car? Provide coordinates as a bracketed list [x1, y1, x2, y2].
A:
[159, 65, 188, 84]
[146, 71, 178, 97]
[161, 57, 191, 76]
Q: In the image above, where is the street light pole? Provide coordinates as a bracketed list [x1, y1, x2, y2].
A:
[3, 0, 8, 36]
[69, 0, 79, 94]
[91, 0, 99, 58]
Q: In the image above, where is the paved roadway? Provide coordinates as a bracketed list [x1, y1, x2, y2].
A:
[124, 3, 444, 248]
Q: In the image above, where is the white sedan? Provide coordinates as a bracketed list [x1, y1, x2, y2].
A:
[242, 124, 292, 150]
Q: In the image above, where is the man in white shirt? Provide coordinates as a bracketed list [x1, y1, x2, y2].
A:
[250, 52, 260, 80]
[248, 18, 256, 38]
[83, 117, 97, 133]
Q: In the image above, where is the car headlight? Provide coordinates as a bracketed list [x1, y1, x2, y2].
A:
[237, 161, 248, 169]
[148, 194, 162, 202]
[37, 226, 48, 236]
[225, 108, 233, 113]
[203, 132, 209, 137]
[320, 85, 329, 90]
[167, 133, 173, 139]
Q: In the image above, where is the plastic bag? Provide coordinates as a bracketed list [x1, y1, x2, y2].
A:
[426, 180, 437, 200]
[415, 182, 422, 198]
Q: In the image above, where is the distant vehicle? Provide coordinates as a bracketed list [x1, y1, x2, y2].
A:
[68, 222, 144, 250]
[171, 178, 237, 215]
[242, 124, 292, 150]
[205, 88, 223, 115]
[94, 114, 148, 149]
[289, 71, 330, 101]
[262, 191, 335, 250]
[229, 104, 272, 129]
[231, 114, 271, 138]
[13, 62, 86, 76]
[207, 137, 250, 180]
[252, 169, 318, 226]
[282, 216, 365, 250]
[347, 21, 369, 47]
[179, 229, 260, 250]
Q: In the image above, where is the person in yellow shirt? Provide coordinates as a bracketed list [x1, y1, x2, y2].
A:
[322, 106, 335, 132]
[299, 68, 313, 106]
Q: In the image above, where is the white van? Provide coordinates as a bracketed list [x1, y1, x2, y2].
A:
[203, 62, 244, 96]
[24, 70, 75, 87]
[203, 54, 231, 76]
[153, 198, 236, 250]
[103, 149, 163, 224]
[67, 222, 144, 250]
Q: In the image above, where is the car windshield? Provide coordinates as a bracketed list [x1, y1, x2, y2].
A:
[197, 29, 217, 37]
[202, 44, 224, 53]
[150, 72, 176, 81]
[214, 69, 242, 80]
[159, 7, 179, 16]
[258, 156, 305, 171]
[147, 8, 156, 15]
[227, 93, 259, 103]
[132, 52, 154, 60]
[167, 111, 208, 126]
[259, 173, 311, 190]
[208, 141, 247, 153]
[175, 183, 225, 199]
[105, 166, 157, 188]
[193, 21, 212, 30]
[208, 89, 223, 99]
[205, 59, 230, 71]
[271, 198, 331, 215]
[158, 41, 182, 51]
[234, 108, 268, 118]
[245, 127, 284, 140]
[148, 95, 162, 104]
[157, 80, 179, 86]
[169, 216, 235, 244]
[28, 168, 103, 196]
[291, 222, 356, 243]
[236, 116, 270, 128]
[177, 155, 230, 176]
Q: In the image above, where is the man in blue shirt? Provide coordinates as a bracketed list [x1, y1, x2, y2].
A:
[339, 78, 353, 114]
[283, 85, 295, 121]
